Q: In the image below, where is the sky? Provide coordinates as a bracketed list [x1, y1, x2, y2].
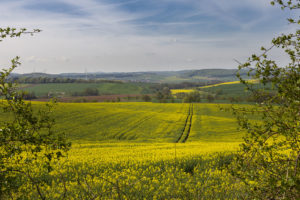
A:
[0, 0, 297, 74]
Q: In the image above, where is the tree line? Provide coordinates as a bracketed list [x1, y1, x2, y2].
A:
[8, 76, 123, 84]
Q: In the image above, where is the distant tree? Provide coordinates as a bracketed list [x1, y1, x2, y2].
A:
[142, 94, 152, 102]
[183, 92, 201, 103]
[230, 1, 300, 199]
[171, 96, 175, 103]
[228, 97, 237, 103]
[175, 92, 186, 99]
[84, 88, 99, 96]
[206, 94, 215, 103]
[22, 91, 37, 100]
[71, 91, 80, 96]
[215, 89, 223, 95]
[155, 87, 172, 102]
[156, 91, 164, 103]
[162, 87, 172, 98]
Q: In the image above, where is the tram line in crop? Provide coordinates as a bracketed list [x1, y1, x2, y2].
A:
[176, 104, 193, 143]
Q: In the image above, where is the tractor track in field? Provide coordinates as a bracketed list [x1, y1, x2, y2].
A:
[182, 104, 193, 143]
[176, 104, 193, 143]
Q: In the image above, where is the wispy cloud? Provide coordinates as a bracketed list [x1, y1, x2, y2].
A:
[0, 0, 295, 73]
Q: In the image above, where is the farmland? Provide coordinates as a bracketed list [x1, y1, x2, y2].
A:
[0, 101, 249, 198]
[170, 89, 195, 94]
[40, 142, 244, 199]
[16, 78, 260, 104]
[198, 80, 268, 99]
[21, 82, 153, 97]
[15, 102, 243, 143]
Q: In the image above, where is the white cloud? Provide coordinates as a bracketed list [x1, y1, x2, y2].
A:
[0, 0, 294, 73]
[25, 56, 48, 63]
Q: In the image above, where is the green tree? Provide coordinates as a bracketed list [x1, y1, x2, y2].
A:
[84, 87, 99, 96]
[206, 94, 215, 103]
[162, 87, 172, 99]
[183, 91, 201, 103]
[0, 28, 70, 199]
[156, 91, 164, 102]
[231, 1, 300, 199]
[142, 94, 152, 102]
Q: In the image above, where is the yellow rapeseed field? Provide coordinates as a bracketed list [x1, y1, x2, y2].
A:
[170, 89, 195, 94]
[199, 80, 258, 89]
[0, 102, 249, 199]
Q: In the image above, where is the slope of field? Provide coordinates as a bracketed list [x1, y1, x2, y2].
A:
[199, 82, 250, 98]
[198, 80, 269, 99]
[12, 69, 246, 83]
[22, 82, 152, 97]
[199, 81, 242, 89]
[51, 102, 189, 142]
[0, 102, 244, 143]
[55, 103, 242, 142]
[190, 104, 242, 142]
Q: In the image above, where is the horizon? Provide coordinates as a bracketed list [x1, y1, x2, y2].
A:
[13, 67, 239, 75]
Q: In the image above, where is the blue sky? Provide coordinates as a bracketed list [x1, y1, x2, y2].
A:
[0, 0, 296, 73]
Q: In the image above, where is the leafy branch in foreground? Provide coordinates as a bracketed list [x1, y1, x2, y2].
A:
[231, 0, 300, 199]
[0, 27, 41, 42]
[0, 28, 70, 199]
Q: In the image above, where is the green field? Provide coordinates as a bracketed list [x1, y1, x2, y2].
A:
[199, 82, 250, 97]
[21, 102, 243, 143]
[198, 80, 271, 99]
[21, 82, 152, 97]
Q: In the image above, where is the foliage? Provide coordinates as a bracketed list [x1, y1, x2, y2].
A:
[206, 94, 215, 103]
[0, 27, 41, 41]
[155, 87, 173, 102]
[231, 1, 300, 199]
[11, 76, 123, 84]
[72, 87, 99, 96]
[0, 28, 70, 199]
[22, 91, 37, 100]
[142, 94, 152, 102]
[183, 91, 201, 103]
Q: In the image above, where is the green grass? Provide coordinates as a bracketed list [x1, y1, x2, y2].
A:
[199, 81, 272, 99]
[22, 82, 152, 97]
[199, 82, 250, 97]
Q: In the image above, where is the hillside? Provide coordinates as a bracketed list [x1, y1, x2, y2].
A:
[11, 68, 244, 83]
[0, 102, 244, 143]
[22, 82, 152, 98]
